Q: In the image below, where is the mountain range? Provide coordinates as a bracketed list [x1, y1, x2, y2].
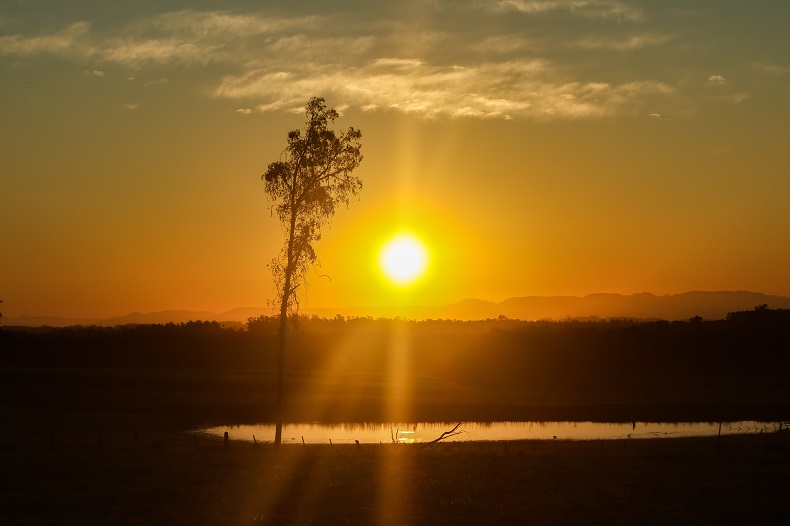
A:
[4, 291, 789, 327]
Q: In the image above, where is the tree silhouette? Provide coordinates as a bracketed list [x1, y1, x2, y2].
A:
[262, 97, 363, 445]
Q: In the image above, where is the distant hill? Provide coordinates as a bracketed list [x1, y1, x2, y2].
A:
[439, 291, 790, 321]
[2, 308, 273, 328]
[4, 291, 790, 327]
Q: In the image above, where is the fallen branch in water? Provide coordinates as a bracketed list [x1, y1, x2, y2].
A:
[419, 422, 464, 450]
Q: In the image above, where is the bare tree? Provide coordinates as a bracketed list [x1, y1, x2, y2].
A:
[262, 97, 364, 445]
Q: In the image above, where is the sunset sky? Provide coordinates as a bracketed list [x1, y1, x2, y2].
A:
[2, 1, 789, 319]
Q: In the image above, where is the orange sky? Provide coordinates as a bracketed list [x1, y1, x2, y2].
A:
[2, 1, 789, 319]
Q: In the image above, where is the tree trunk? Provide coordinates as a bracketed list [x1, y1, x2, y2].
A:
[274, 202, 298, 446]
[274, 278, 288, 445]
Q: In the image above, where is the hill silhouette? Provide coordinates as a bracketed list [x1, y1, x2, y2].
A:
[440, 291, 790, 321]
[4, 291, 790, 327]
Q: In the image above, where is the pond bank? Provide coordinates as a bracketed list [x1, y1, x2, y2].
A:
[3, 430, 789, 524]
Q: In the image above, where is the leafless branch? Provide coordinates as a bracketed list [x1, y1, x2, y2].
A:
[419, 422, 464, 450]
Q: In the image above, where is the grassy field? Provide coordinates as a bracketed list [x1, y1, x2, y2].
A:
[4, 318, 789, 523]
[2, 364, 789, 524]
[3, 366, 788, 433]
[2, 428, 789, 525]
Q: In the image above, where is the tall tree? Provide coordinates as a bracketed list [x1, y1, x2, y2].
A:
[262, 97, 364, 445]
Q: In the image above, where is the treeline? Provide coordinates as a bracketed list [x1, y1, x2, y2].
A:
[1, 308, 788, 390]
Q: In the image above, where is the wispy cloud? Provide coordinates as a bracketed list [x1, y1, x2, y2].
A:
[0, 7, 677, 120]
[572, 33, 673, 51]
[707, 75, 727, 86]
[473, 35, 544, 54]
[0, 22, 90, 57]
[372, 58, 424, 68]
[102, 39, 208, 66]
[0, 11, 324, 68]
[216, 58, 672, 119]
[751, 61, 788, 76]
[136, 9, 322, 39]
[143, 77, 169, 87]
[491, 0, 644, 21]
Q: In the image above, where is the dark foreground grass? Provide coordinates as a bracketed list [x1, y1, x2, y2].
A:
[3, 366, 789, 428]
[2, 429, 789, 525]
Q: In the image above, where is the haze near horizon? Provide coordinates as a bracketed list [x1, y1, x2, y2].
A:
[2, 1, 789, 319]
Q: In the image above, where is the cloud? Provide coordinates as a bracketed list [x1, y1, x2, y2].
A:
[215, 58, 673, 120]
[0, 11, 325, 68]
[751, 62, 788, 76]
[723, 92, 749, 104]
[572, 33, 673, 51]
[491, 0, 644, 21]
[0, 8, 676, 121]
[137, 9, 322, 39]
[474, 32, 672, 56]
[235, 108, 252, 114]
[0, 22, 90, 57]
[473, 35, 544, 54]
[104, 10, 330, 68]
[102, 39, 209, 66]
[372, 58, 424, 68]
[707, 75, 727, 85]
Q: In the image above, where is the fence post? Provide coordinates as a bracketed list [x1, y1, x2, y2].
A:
[716, 422, 722, 455]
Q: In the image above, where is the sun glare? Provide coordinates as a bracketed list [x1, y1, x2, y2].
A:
[379, 234, 428, 286]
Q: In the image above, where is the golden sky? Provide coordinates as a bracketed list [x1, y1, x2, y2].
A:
[1, 1, 789, 318]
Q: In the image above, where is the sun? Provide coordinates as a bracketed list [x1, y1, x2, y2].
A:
[379, 233, 429, 286]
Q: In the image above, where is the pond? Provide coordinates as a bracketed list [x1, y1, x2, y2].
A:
[198, 420, 781, 444]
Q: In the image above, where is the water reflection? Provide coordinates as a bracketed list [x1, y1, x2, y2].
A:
[198, 420, 780, 444]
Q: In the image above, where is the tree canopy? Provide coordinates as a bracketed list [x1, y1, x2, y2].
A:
[263, 97, 363, 312]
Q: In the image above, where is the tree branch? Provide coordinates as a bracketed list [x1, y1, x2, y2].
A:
[419, 422, 464, 450]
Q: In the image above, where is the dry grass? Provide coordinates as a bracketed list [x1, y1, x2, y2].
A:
[3, 365, 789, 523]
[2, 428, 789, 525]
[3, 366, 787, 430]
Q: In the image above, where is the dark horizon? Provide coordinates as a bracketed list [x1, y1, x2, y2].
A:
[4, 290, 790, 327]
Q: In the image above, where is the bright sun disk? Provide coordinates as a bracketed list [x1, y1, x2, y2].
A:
[379, 234, 428, 285]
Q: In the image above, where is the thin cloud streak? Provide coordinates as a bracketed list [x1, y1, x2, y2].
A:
[0, 22, 90, 56]
[0, 11, 324, 67]
[572, 33, 673, 51]
[136, 9, 323, 37]
[491, 0, 644, 21]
